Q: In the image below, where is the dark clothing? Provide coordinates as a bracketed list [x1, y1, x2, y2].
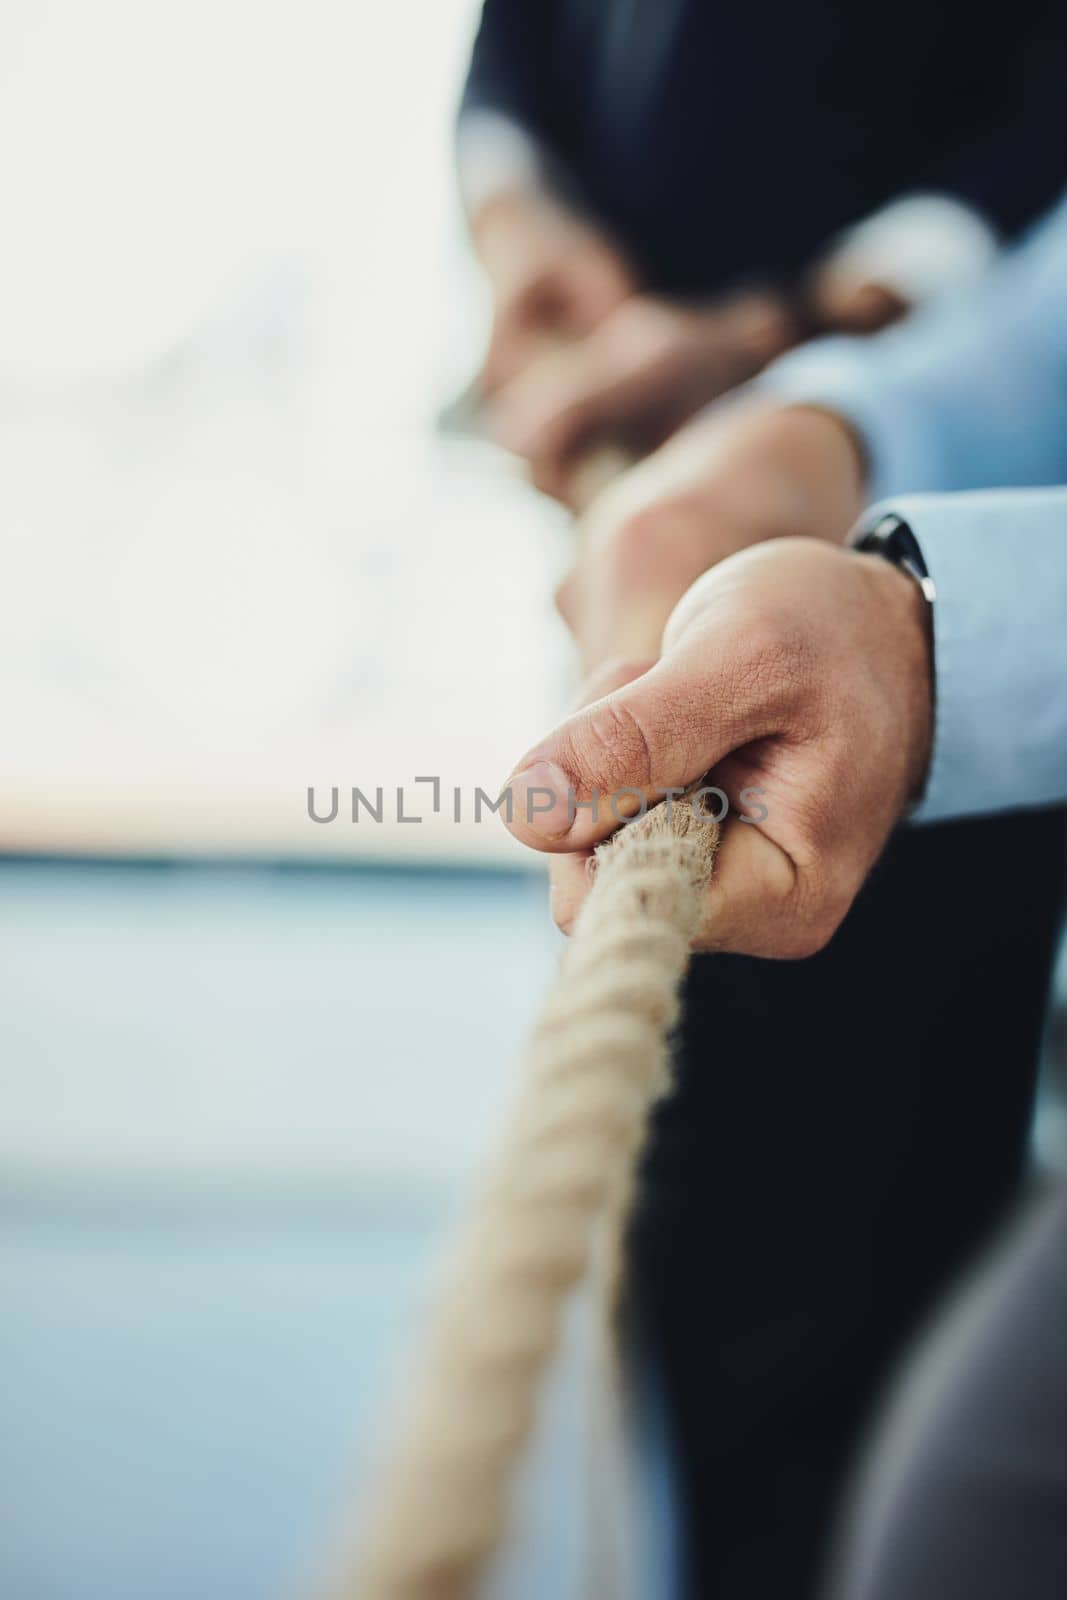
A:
[823, 1180, 1067, 1599]
[462, 9, 1067, 1595]
[629, 809, 1066, 1597]
[462, 0, 1067, 293]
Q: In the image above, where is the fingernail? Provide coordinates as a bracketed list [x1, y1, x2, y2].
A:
[506, 760, 573, 838]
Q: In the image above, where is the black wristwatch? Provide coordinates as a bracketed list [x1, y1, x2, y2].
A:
[853, 513, 937, 607]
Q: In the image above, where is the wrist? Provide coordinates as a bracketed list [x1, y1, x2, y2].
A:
[860, 552, 935, 805]
[773, 407, 869, 535]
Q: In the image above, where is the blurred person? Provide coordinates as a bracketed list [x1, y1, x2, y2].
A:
[502, 192, 1067, 1597]
[458, 0, 1067, 504]
[822, 1174, 1067, 1600]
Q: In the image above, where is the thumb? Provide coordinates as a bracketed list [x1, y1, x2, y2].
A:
[500, 643, 747, 853]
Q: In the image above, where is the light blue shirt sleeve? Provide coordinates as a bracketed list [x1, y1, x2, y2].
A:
[860, 488, 1067, 823]
[758, 194, 1067, 503]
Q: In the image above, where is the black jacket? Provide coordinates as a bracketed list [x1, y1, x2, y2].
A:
[461, 0, 1067, 293]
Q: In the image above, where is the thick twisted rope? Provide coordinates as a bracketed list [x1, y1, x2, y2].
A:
[341, 798, 719, 1600]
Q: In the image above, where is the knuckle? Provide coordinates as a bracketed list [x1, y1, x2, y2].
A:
[530, 459, 559, 498]
[600, 492, 721, 597]
[612, 295, 681, 353]
[570, 694, 656, 792]
[589, 509, 668, 599]
[791, 783, 846, 866]
[729, 607, 815, 713]
[602, 507, 664, 578]
[741, 607, 806, 670]
[592, 655, 657, 696]
[571, 656, 657, 712]
[770, 896, 837, 960]
[607, 494, 695, 557]
[784, 921, 835, 961]
[784, 862, 854, 959]
[807, 897, 849, 954]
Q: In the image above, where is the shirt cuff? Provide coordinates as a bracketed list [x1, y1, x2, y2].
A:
[755, 195, 1001, 499]
[858, 490, 1067, 823]
[756, 339, 952, 502]
[456, 110, 549, 218]
[817, 193, 998, 307]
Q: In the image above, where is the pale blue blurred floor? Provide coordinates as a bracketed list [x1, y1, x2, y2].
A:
[0, 860, 564, 1600]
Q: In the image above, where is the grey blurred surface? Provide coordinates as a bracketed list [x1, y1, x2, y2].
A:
[0, 859, 569, 1600]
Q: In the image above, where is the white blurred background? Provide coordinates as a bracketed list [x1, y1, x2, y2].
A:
[0, 5, 580, 1596]
[0, 0, 571, 861]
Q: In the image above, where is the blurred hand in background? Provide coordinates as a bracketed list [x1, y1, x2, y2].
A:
[472, 189, 636, 394]
[805, 264, 911, 336]
[489, 289, 796, 506]
[481, 198, 986, 512]
[552, 400, 867, 672]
